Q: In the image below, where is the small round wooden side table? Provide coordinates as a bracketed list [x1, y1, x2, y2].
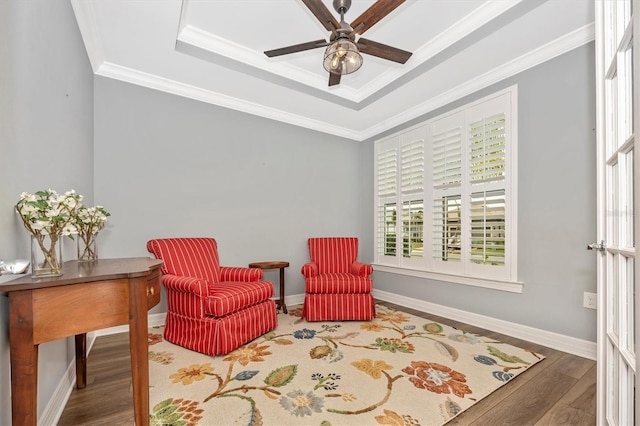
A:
[248, 261, 289, 314]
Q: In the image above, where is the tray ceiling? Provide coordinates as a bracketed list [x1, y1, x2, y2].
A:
[71, 0, 594, 141]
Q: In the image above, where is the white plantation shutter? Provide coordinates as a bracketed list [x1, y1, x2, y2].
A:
[402, 200, 424, 258]
[401, 139, 424, 194]
[377, 148, 398, 197]
[466, 94, 511, 277]
[401, 139, 425, 258]
[469, 113, 506, 184]
[378, 203, 397, 256]
[432, 195, 462, 262]
[374, 87, 516, 285]
[432, 112, 464, 268]
[400, 131, 426, 263]
[375, 141, 398, 258]
[469, 190, 505, 265]
[433, 126, 463, 189]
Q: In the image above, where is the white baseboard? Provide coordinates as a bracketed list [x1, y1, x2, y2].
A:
[283, 294, 305, 308]
[372, 289, 597, 361]
[94, 312, 167, 337]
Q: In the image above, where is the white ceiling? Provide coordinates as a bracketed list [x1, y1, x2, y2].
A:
[71, 0, 594, 141]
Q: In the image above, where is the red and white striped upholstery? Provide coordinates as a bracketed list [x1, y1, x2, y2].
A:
[147, 238, 277, 356]
[301, 237, 375, 321]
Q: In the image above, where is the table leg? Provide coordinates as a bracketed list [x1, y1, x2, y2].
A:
[9, 290, 38, 426]
[75, 333, 87, 389]
[279, 267, 287, 314]
[129, 276, 150, 426]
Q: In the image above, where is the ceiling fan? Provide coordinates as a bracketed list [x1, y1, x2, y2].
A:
[264, 0, 412, 87]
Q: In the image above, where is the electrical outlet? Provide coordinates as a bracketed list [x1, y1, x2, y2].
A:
[583, 292, 597, 309]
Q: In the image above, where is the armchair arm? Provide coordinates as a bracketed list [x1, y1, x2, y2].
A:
[301, 261, 319, 278]
[220, 266, 263, 282]
[162, 274, 209, 296]
[161, 274, 209, 318]
[351, 261, 373, 277]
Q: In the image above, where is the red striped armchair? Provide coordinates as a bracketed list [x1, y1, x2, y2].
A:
[301, 237, 375, 321]
[147, 237, 277, 356]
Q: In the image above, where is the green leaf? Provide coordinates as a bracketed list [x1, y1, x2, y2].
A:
[160, 412, 185, 423]
[487, 346, 530, 365]
[264, 364, 298, 387]
[153, 401, 178, 418]
[151, 398, 173, 413]
[423, 322, 443, 334]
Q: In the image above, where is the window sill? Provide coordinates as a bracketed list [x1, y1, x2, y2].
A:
[371, 264, 524, 293]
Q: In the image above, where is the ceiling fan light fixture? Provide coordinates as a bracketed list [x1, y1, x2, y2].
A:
[323, 38, 362, 75]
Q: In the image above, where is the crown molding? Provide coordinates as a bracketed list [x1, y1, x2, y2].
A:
[359, 23, 595, 140]
[93, 24, 593, 142]
[96, 61, 362, 140]
[70, 0, 104, 72]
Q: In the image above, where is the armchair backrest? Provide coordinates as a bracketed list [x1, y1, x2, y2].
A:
[308, 237, 359, 274]
[147, 237, 221, 283]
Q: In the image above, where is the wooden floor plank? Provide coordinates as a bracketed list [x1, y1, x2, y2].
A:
[458, 369, 577, 425]
[535, 363, 597, 426]
[58, 332, 134, 426]
[534, 403, 594, 426]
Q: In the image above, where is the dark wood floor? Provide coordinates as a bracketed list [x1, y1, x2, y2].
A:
[58, 301, 596, 425]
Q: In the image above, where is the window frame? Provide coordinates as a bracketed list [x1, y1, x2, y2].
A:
[373, 86, 521, 293]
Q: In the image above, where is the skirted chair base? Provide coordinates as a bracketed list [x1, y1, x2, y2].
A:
[164, 299, 276, 355]
[301, 237, 376, 322]
[303, 293, 375, 321]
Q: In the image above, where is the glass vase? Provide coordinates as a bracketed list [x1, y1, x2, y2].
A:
[77, 233, 98, 262]
[31, 234, 63, 277]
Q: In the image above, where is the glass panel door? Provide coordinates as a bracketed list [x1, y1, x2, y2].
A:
[595, 1, 637, 424]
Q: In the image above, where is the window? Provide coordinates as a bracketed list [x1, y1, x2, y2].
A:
[376, 126, 427, 269]
[374, 87, 518, 288]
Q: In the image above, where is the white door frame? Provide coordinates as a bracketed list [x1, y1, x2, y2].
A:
[595, 0, 639, 424]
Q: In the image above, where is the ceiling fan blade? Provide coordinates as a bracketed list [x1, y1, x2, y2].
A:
[350, 0, 405, 35]
[328, 72, 342, 86]
[264, 39, 328, 57]
[302, 0, 340, 32]
[357, 38, 412, 63]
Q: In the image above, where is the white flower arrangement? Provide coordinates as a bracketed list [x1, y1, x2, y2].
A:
[15, 189, 82, 274]
[74, 205, 111, 260]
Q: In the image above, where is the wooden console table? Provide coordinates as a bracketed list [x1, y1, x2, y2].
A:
[0, 257, 163, 426]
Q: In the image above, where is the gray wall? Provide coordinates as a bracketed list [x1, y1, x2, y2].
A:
[0, 1, 94, 424]
[363, 43, 597, 342]
[94, 76, 367, 310]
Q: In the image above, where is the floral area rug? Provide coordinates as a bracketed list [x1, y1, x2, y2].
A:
[147, 305, 544, 426]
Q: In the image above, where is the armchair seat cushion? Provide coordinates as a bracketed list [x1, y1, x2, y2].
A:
[204, 281, 274, 317]
[306, 274, 373, 294]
